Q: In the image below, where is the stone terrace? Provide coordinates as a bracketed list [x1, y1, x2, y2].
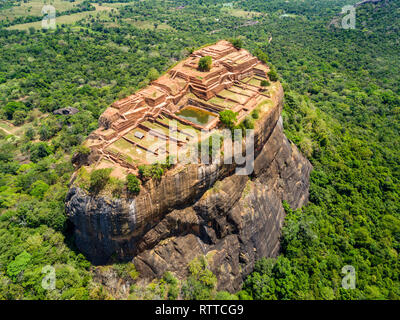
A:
[84, 40, 274, 174]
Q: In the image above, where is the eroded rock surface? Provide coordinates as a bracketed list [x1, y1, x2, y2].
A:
[66, 112, 312, 291]
[132, 120, 312, 292]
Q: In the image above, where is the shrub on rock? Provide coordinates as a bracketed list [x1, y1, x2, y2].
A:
[268, 69, 279, 82]
[229, 38, 243, 49]
[89, 168, 111, 193]
[219, 110, 238, 129]
[126, 174, 141, 194]
[198, 56, 212, 72]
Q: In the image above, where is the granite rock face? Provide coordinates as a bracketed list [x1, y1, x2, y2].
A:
[132, 120, 312, 292]
[65, 84, 312, 291]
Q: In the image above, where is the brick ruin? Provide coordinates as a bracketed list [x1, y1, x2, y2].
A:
[84, 40, 274, 172]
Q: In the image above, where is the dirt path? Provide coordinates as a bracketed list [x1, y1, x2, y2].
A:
[0, 120, 17, 135]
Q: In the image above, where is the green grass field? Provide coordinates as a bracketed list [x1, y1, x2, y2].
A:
[122, 18, 175, 31]
[218, 89, 248, 104]
[6, 3, 116, 30]
[6, 2, 174, 31]
[229, 85, 254, 96]
[142, 121, 189, 142]
[247, 78, 262, 87]
[0, 0, 85, 22]
[108, 138, 144, 162]
[157, 117, 200, 139]
[209, 96, 237, 109]
[220, 7, 262, 18]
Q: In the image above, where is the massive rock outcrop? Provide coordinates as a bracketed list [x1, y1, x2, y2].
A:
[66, 81, 312, 292]
[66, 42, 312, 291]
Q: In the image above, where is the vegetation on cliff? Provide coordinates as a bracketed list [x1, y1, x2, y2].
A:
[218, 110, 238, 129]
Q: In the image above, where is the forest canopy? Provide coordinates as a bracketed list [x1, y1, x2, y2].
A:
[0, 0, 398, 300]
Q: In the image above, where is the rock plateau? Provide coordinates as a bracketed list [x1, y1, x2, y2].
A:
[65, 41, 312, 292]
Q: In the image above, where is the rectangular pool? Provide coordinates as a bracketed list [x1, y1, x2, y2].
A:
[175, 106, 217, 126]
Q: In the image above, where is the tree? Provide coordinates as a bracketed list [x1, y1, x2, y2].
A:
[254, 48, 268, 63]
[181, 256, 217, 300]
[251, 109, 259, 119]
[268, 69, 279, 82]
[126, 174, 140, 194]
[215, 291, 239, 300]
[30, 142, 51, 162]
[89, 168, 111, 193]
[12, 110, 27, 125]
[6, 251, 32, 281]
[147, 67, 160, 81]
[150, 163, 164, 180]
[219, 110, 238, 129]
[260, 80, 270, 87]
[77, 145, 91, 154]
[163, 272, 179, 300]
[4, 101, 26, 120]
[138, 163, 164, 181]
[25, 127, 35, 140]
[30, 180, 50, 199]
[198, 56, 212, 72]
[229, 38, 243, 49]
[237, 290, 253, 300]
[162, 155, 175, 169]
[39, 125, 50, 141]
[138, 165, 152, 180]
[243, 116, 254, 129]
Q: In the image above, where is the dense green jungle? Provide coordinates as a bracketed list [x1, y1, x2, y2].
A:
[0, 0, 399, 300]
